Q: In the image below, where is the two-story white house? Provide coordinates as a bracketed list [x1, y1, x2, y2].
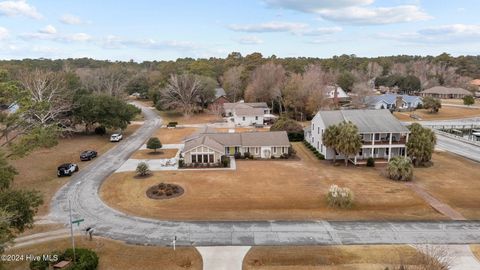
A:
[223, 102, 272, 127]
[306, 109, 410, 165]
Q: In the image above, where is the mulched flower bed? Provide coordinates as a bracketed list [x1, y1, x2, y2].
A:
[146, 182, 184, 200]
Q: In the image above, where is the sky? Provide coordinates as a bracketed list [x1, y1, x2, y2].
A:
[0, 0, 478, 61]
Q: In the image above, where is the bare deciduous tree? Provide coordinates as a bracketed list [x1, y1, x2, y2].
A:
[77, 66, 131, 97]
[350, 82, 371, 109]
[245, 62, 286, 107]
[302, 64, 335, 115]
[222, 65, 244, 102]
[19, 69, 71, 125]
[160, 74, 202, 116]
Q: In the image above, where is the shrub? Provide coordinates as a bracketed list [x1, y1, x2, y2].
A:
[233, 152, 242, 159]
[221, 155, 230, 167]
[366, 157, 375, 167]
[146, 137, 162, 152]
[63, 248, 99, 270]
[287, 132, 305, 142]
[178, 159, 184, 168]
[94, 126, 106, 135]
[386, 156, 413, 181]
[167, 121, 178, 127]
[326, 185, 354, 209]
[136, 162, 151, 177]
[30, 259, 50, 270]
[243, 152, 251, 159]
[463, 95, 475, 106]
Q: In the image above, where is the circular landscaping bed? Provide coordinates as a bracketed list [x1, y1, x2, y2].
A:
[146, 183, 184, 200]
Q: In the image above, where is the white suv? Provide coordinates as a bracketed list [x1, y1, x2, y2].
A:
[110, 133, 123, 142]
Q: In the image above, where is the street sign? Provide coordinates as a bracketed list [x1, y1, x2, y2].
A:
[72, 219, 84, 226]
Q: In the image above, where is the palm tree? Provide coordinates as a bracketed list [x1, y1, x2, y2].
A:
[323, 124, 340, 163]
[406, 123, 436, 166]
[337, 121, 362, 166]
[386, 156, 413, 181]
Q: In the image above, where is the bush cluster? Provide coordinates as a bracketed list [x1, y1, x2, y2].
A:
[167, 121, 178, 127]
[220, 155, 230, 167]
[303, 140, 325, 160]
[94, 126, 106, 135]
[30, 248, 98, 270]
[326, 184, 354, 209]
[366, 157, 375, 167]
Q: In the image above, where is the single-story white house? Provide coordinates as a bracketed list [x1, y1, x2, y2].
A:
[365, 94, 423, 110]
[182, 131, 290, 165]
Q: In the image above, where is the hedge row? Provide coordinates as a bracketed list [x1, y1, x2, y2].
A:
[303, 140, 325, 160]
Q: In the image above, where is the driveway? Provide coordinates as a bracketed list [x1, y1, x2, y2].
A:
[49, 103, 480, 247]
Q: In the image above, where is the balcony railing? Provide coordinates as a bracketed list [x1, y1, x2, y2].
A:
[362, 138, 407, 145]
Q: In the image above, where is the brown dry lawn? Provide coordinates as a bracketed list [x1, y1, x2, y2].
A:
[158, 110, 222, 125]
[413, 151, 480, 219]
[471, 245, 480, 261]
[10, 124, 141, 216]
[441, 99, 480, 107]
[100, 142, 443, 221]
[4, 237, 202, 270]
[131, 149, 178, 159]
[243, 245, 424, 270]
[394, 106, 480, 121]
[153, 127, 199, 144]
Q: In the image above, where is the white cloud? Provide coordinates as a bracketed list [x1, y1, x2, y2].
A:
[64, 33, 91, 42]
[236, 36, 264, 45]
[263, 0, 373, 12]
[0, 26, 8, 40]
[39, 25, 57, 34]
[20, 26, 92, 43]
[229, 21, 308, 33]
[317, 5, 431, 25]
[60, 14, 83, 25]
[263, 0, 431, 25]
[0, 0, 42, 19]
[101, 35, 196, 51]
[379, 24, 480, 44]
[302, 26, 342, 36]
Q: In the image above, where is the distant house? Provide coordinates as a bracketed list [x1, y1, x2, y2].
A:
[306, 109, 410, 165]
[182, 130, 291, 165]
[223, 102, 273, 127]
[420, 86, 472, 99]
[0, 103, 19, 114]
[325, 86, 350, 102]
[365, 94, 423, 110]
[208, 87, 230, 111]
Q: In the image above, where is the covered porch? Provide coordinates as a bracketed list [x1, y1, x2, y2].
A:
[352, 146, 407, 165]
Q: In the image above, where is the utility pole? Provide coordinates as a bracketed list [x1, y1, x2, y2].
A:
[69, 200, 76, 263]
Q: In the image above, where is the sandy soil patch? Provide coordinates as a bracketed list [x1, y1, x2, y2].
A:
[100, 142, 443, 221]
[5, 237, 202, 270]
[158, 110, 222, 125]
[243, 245, 424, 270]
[471, 245, 480, 261]
[131, 149, 178, 159]
[394, 107, 480, 121]
[153, 127, 198, 144]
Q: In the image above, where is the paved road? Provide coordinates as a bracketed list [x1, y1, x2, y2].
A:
[401, 117, 480, 162]
[49, 103, 480, 247]
[436, 133, 480, 162]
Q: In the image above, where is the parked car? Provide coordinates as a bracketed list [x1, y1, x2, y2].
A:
[80, 150, 97, 161]
[57, 163, 79, 177]
[110, 133, 123, 142]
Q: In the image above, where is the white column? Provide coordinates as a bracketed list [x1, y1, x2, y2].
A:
[371, 133, 375, 158]
[388, 132, 392, 161]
